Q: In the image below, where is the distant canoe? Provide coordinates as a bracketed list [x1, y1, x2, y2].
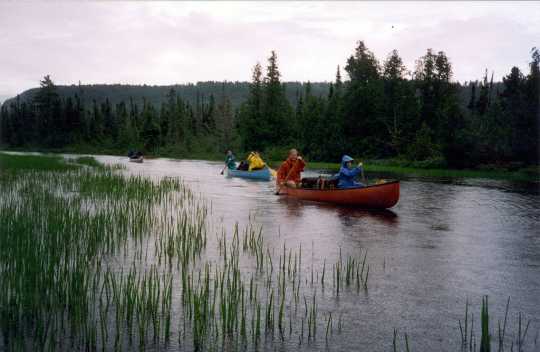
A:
[278, 180, 399, 209]
[129, 156, 144, 163]
[226, 167, 272, 181]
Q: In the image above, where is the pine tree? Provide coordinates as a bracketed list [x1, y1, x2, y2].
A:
[51, 97, 64, 147]
[64, 97, 76, 144]
[414, 49, 463, 164]
[343, 41, 384, 156]
[299, 82, 324, 157]
[501, 67, 526, 160]
[159, 103, 169, 145]
[293, 87, 304, 144]
[203, 94, 216, 132]
[215, 85, 236, 152]
[414, 49, 437, 125]
[117, 101, 137, 148]
[89, 100, 104, 142]
[320, 66, 346, 161]
[174, 96, 187, 145]
[467, 83, 477, 112]
[102, 98, 118, 143]
[164, 89, 179, 144]
[72, 94, 83, 143]
[346, 41, 379, 83]
[238, 62, 264, 150]
[383, 50, 410, 155]
[525, 47, 540, 163]
[33, 75, 61, 146]
[261, 51, 293, 149]
[140, 99, 160, 152]
[476, 70, 490, 115]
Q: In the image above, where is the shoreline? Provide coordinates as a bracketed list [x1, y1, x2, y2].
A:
[2, 147, 538, 182]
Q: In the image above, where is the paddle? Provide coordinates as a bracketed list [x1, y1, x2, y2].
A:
[220, 165, 226, 175]
[359, 162, 367, 184]
[275, 158, 300, 195]
[268, 167, 277, 178]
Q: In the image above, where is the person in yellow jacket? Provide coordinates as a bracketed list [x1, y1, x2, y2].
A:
[246, 151, 266, 171]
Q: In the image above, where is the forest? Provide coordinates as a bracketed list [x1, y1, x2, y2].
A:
[1, 41, 538, 169]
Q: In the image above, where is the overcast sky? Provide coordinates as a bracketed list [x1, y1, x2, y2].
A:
[1, 1, 539, 100]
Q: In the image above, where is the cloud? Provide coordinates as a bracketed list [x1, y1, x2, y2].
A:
[0, 1, 538, 97]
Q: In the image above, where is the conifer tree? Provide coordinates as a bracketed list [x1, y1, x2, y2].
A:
[261, 51, 292, 150]
[33, 75, 60, 146]
[238, 62, 264, 150]
[343, 41, 384, 156]
[215, 85, 236, 151]
[140, 100, 160, 152]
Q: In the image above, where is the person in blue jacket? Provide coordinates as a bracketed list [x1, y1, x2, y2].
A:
[337, 155, 365, 188]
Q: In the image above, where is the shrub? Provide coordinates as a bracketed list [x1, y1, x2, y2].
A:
[406, 122, 443, 162]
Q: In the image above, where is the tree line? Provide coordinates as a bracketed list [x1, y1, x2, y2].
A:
[238, 43, 539, 167]
[1, 77, 239, 156]
[1, 81, 330, 112]
[1, 41, 538, 167]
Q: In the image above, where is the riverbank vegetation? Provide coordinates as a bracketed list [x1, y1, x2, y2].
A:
[1, 41, 538, 173]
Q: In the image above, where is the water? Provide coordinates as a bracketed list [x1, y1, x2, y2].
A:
[74, 155, 540, 350]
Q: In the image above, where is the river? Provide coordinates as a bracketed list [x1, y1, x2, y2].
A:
[95, 155, 540, 350]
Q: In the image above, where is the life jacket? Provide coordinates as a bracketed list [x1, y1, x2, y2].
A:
[247, 152, 266, 171]
[277, 157, 306, 184]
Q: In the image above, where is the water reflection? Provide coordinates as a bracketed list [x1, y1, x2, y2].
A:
[276, 196, 304, 218]
[277, 194, 399, 225]
[336, 207, 398, 223]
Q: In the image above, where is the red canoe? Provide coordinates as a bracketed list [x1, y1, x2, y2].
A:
[278, 180, 400, 209]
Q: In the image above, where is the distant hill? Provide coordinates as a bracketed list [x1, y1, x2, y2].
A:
[2, 81, 332, 109]
[2, 80, 504, 113]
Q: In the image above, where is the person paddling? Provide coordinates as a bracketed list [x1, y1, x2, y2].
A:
[221, 150, 236, 174]
[337, 155, 365, 188]
[277, 149, 306, 190]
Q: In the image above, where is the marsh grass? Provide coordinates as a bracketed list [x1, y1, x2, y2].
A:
[1, 153, 348, 351]
[0, 155, 210, 350]
[456, 296, 536, 352]
[0, 152, 78, 172]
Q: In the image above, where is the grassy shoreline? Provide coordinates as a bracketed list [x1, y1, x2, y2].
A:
[2, 146, 538, 182]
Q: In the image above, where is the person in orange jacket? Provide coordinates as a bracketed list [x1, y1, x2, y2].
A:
[277, 148, 306, 188]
